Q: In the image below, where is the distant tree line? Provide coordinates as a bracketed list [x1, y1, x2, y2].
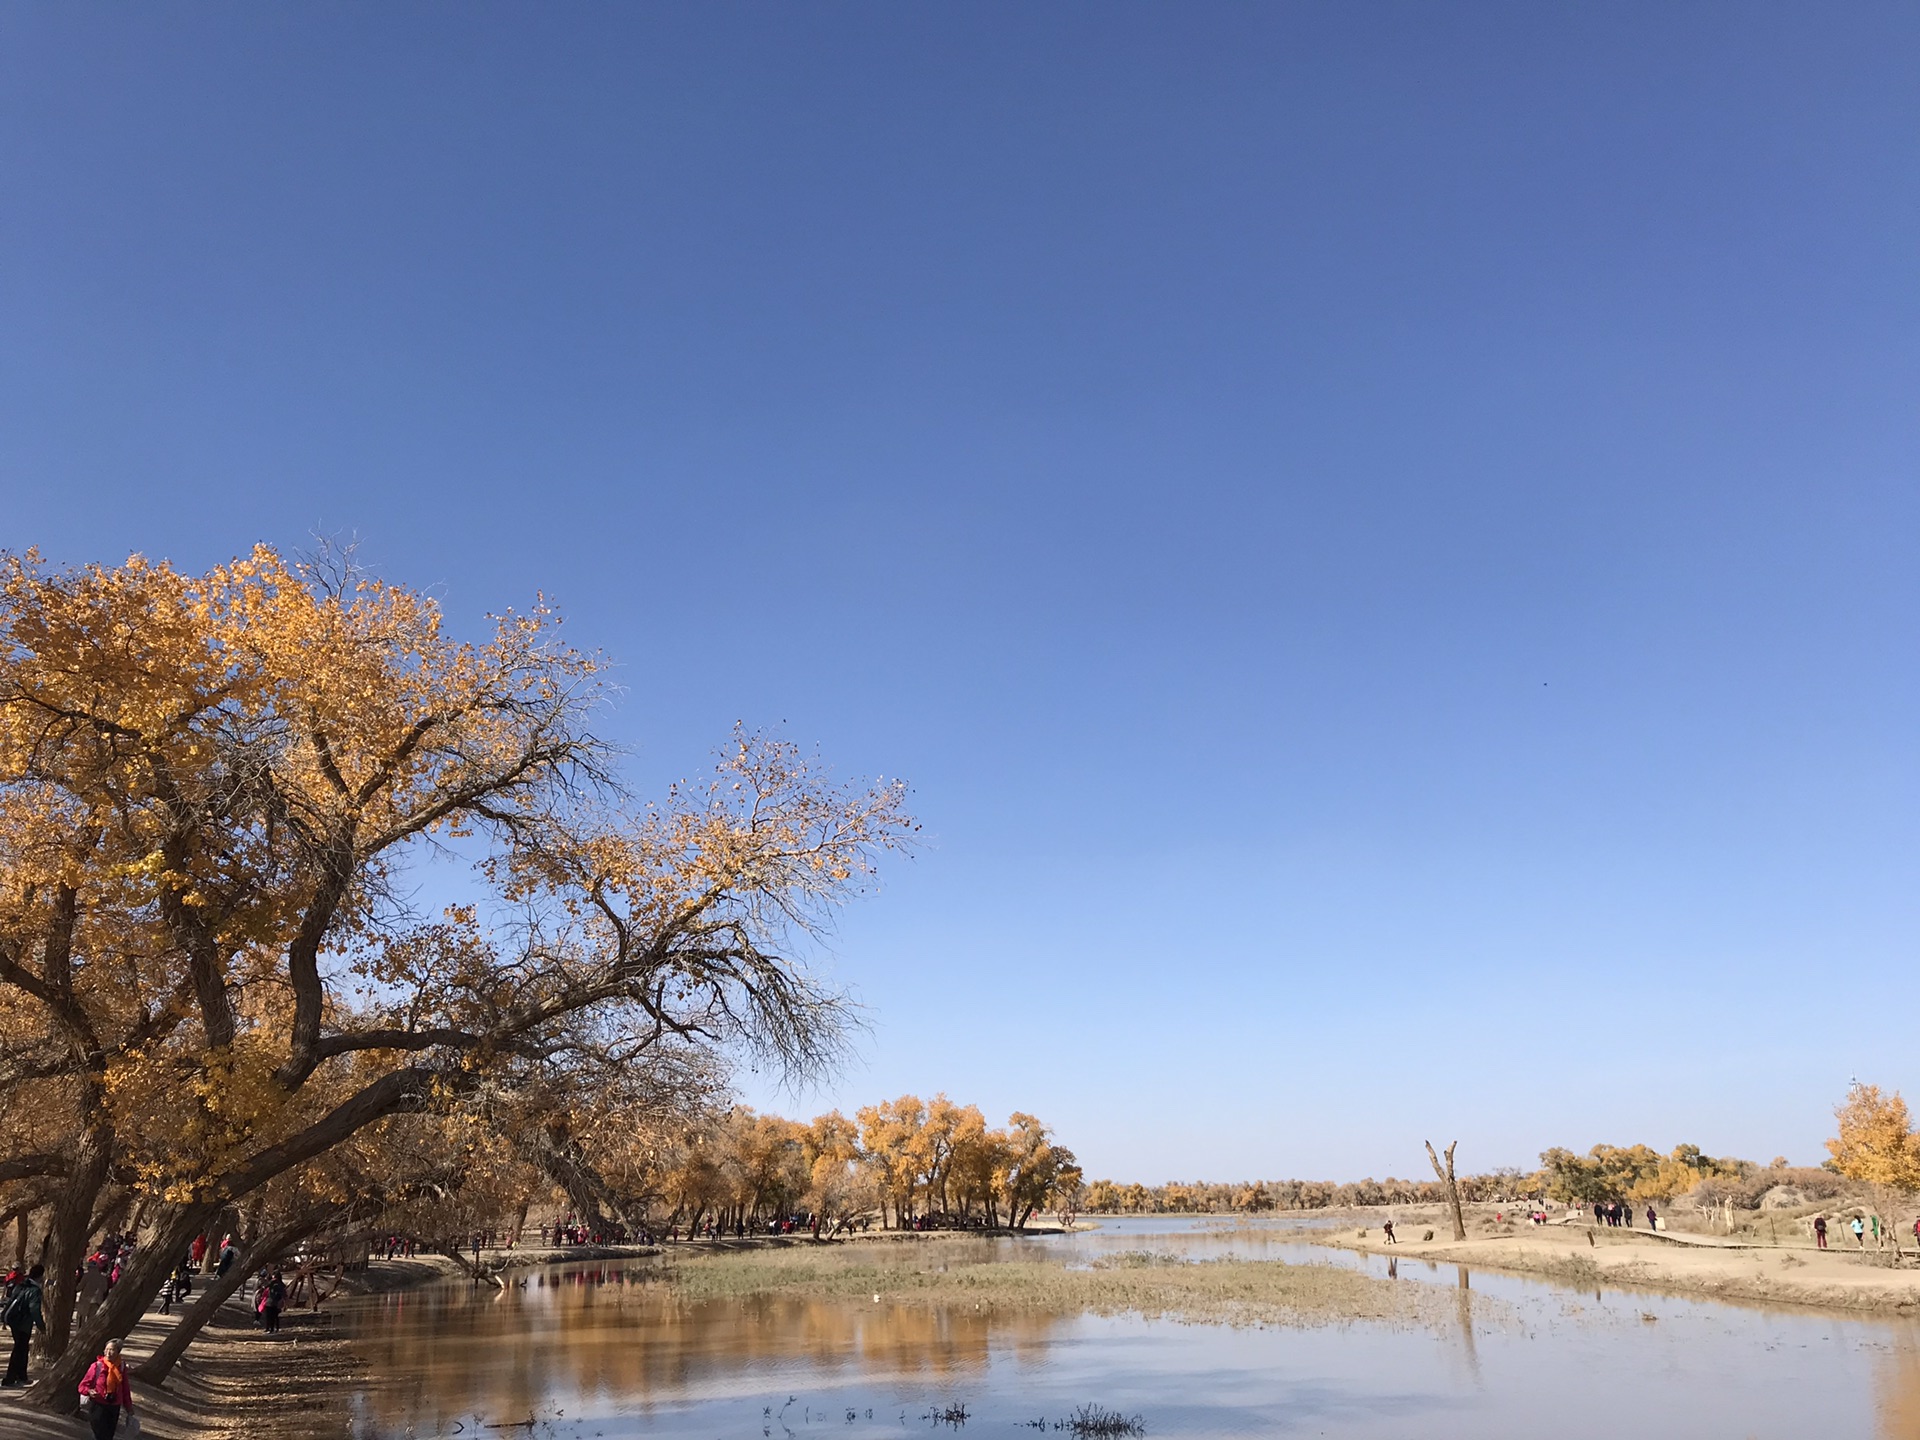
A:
[1080, 1174, 1536, 1214]
[649, 1095, 1080, 1235]
[1081, 1121, 1873, 1218]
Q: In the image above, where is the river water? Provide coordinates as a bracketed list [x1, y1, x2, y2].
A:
[339, 1217, 1920, 1438]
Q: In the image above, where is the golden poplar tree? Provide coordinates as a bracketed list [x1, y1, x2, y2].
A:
[1826, 1083, 1920, 1189]
[0, 546, 912, 1408]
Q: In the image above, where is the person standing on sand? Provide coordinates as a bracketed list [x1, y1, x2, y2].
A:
[78, 1336, 133, 1440]
[1382, 1220, 1396, 1244]
[1646, 1205, 1658, 1231]
[1814, 1216, 1827, 1249]
[0, 1264, 45, 1386]
[257, 1268, 286, 1334]
[1852, 1216, 1866, 1248]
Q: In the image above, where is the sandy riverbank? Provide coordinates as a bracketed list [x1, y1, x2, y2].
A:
[0, 1297, 372, 1440]
[1297, 1212, 1920, 1313]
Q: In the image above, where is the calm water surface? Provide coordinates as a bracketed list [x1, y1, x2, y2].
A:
[341, 1218, 1920, 1439]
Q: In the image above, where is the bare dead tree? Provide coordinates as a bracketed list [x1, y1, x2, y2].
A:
[1426, 1139, 1467, 1241]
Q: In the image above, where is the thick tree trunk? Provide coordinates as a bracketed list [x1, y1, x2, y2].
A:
[41, 1121, 114, 1361]
[525, 1132, 631, 1236]
[1425, 1140, 1467, 1242]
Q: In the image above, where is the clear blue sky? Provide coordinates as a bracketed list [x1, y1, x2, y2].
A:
[3, 4, 1915, 1181]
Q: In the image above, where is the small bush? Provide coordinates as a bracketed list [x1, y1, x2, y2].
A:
[1091, 1251, 1183, 1270]
[1066, 1405, 1145, 1438]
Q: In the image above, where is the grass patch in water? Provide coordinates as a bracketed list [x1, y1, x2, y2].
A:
[1065, 1405, 1145, 1437]
[654, 1246, 1479, 1328]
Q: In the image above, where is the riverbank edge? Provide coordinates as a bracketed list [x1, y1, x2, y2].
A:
[1295, 1223, 1920, 1315]
[1077, 1204, 1920, 1315]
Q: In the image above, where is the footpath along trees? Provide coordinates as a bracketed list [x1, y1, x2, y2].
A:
[0, 546, 913, 1411]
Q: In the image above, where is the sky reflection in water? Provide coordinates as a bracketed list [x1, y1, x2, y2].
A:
[343, 1218, 1920, 1439]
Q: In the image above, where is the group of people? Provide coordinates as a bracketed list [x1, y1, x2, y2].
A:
[538, 1220, 649, 1247]
[0, 1228, 250, 1435]
[1810, 1213, 1920, 1250]
[1589, 1202, 1657, 1229]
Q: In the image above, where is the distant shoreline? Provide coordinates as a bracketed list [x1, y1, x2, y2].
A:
[1256, 1204, 1920, 1315]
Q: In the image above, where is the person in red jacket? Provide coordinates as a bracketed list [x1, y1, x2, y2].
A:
[78, 1337, 133, 1440]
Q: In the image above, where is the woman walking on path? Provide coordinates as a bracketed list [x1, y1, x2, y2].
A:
[78, 1337, 133, 1439]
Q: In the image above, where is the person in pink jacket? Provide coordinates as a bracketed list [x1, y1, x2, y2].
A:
[78, 1337, 133, 1440]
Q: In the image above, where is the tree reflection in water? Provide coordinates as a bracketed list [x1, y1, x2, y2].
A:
[347, 1266, 1062, 1435]
[339, 1253, 1920, 1440]
[1874, 1334, 1920, 1439]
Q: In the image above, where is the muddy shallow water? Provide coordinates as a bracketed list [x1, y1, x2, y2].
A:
[341, 1218, 1920, 1439]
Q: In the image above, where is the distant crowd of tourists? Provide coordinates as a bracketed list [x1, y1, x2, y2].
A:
[1587, 1202, 1658, 1229]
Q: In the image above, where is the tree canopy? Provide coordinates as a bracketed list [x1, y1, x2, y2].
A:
[0, 544, 913, 1407]
[1826, 1083, 1920, 1190]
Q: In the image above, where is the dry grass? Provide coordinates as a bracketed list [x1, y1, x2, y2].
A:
[654, 1245, 1485, 1329]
